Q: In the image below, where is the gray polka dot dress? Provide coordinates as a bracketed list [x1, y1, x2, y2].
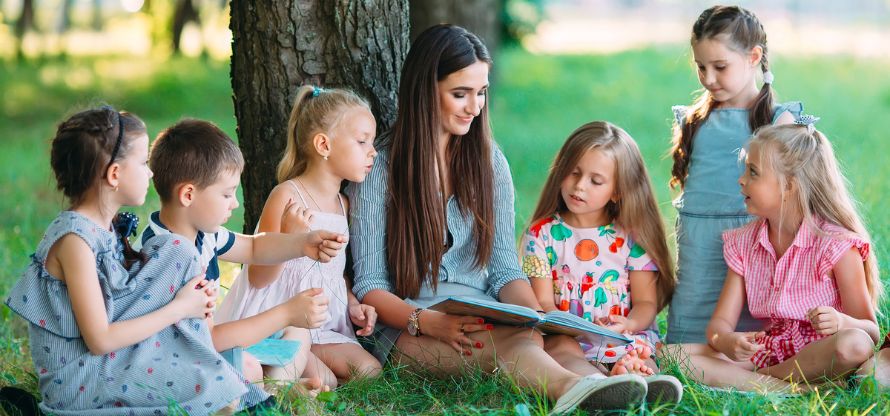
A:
[5, 211, 269, 415]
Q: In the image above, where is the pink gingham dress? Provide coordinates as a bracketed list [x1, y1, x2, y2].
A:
[722, 218, 869, 368]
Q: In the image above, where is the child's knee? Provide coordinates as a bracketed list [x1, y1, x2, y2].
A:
[354, 354, 383, 377]
[834, 328, 874, 364]
[242, 352, 264, 383]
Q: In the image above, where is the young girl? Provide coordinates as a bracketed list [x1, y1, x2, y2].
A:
[218, 85, 382, 389]
[2, 107, 268, 414]
[520, 121, 682, 403]
[672, 121, 883, 391]
[666, 5, 804, 344]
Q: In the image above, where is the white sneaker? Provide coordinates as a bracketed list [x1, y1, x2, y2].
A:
[550, 374, 647, 415]
[644, 374, 683, 404]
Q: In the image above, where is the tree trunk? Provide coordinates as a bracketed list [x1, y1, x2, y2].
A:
[230, 0, 409, 233]
[408, 0, 501, 54]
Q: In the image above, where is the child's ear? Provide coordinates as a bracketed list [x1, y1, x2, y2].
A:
[177, 183, 196, 207]
[313, 132, 331, 159]
[749, 45, 764, 67]
[105, 163, 121, 189]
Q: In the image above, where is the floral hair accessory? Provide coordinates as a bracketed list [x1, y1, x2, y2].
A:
[794, 114, 820, 134]
[762, 70, 774, 85]
[113, 211, 139, 239]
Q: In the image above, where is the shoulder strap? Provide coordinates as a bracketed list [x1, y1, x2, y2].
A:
[287, 179, 310, 207]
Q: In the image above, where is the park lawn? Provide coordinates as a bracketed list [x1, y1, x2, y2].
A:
[1, 47, 889, 414]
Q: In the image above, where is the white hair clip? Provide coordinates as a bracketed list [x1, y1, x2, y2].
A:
[794, 114, 820, 134]
[762, 70, 774, 85]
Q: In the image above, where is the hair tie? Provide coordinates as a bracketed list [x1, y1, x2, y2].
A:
[762, 70, 774, 85]
[794, 114, 820, 134]
[311, 86, 324, 97]
[113, 211, 139, 242]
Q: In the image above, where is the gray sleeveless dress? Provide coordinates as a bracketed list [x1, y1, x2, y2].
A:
[5, 211, 268, 415]
[665, 102, 804, 344]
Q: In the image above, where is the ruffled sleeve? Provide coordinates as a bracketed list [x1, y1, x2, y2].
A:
[722, 226, 749, 277]
[3, 213, 111, 339]
[772, 101, 804, 123]
[519, 216, 556, 280]
[815, 225, 869, 279]
[671, 105, 688, 128]
[625, 235, 658, 272]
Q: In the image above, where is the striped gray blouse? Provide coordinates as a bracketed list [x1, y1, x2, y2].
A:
[345, 145, 529, 302]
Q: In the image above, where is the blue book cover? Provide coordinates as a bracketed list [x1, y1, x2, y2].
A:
[245, 338, 302, 367]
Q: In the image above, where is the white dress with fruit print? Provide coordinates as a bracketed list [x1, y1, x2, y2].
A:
[519, 213, 662, 362]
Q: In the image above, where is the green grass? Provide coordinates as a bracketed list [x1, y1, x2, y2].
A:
[2, 47, 890, 414]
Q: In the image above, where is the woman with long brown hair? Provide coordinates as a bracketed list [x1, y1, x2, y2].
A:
[345, 24, 649, 412]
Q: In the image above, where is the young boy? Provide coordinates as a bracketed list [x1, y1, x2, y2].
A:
[141, 119, 345, 388]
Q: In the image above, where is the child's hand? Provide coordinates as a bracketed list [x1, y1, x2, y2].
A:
[604, 315, 633, 334]
[301, 230, 347, 262]
[196, 279, 219, 318]
[348, 303, 377, 336]
[173, 274, 216, 320]
[718, 331, 765, 361]
[286, 287, 330, 329]
[281, 198, 313, 234]
[808, 306, 842, 335]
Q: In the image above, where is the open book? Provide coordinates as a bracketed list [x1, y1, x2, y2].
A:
[428, 296, 632, 347]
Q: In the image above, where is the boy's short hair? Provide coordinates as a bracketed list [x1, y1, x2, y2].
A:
[150, 119, 244, 203]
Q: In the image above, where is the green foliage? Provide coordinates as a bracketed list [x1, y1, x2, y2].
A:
[2, 46, 890, 414]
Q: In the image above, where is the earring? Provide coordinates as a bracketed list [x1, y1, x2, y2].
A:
[113, 186, 119, 192]
[324, 155, 329, 161]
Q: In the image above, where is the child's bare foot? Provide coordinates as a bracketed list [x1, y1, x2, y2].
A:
[265, 376, 329, 398]
[611, 346, 655, 376]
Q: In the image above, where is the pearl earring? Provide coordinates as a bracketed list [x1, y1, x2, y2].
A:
[324, 156, 329, 161]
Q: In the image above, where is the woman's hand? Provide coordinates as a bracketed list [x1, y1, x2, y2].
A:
[173, 274, 216, 320]
[715, 331, 765, 361]
[349, 303, 377, 336]
[417, 310, 493, 356]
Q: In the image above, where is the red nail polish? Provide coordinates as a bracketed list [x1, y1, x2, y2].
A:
[463, 350, 472, 356]
[477, 318, 484, 324]
[485, 324, 494, 330]
[474, 342, 483, 349]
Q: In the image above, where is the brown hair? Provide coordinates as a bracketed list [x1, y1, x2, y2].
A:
[50, 106, 147, 266]
[750, 124, 882, 306]
[670, 5, 775, 189]
[530, 122, 676, 309]
[150, 119, 244, 202]
[385, 24, 495, 298]
[278, 85, 371, 182]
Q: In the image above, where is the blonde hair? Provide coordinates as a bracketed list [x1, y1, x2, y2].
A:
[750, 124, 882, 306]
[277, 85, 371, 182]
[529, 121, 676, 309]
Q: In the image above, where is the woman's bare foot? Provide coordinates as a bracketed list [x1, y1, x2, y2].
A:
[611, 346, 655, 376]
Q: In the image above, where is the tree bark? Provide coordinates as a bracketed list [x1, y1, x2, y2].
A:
[408, 0, 501, 54]
[230, 0, 409, 233]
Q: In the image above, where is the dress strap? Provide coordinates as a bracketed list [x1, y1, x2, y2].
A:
[287, 179, 310, 207]
[336, 193, 346, 216]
